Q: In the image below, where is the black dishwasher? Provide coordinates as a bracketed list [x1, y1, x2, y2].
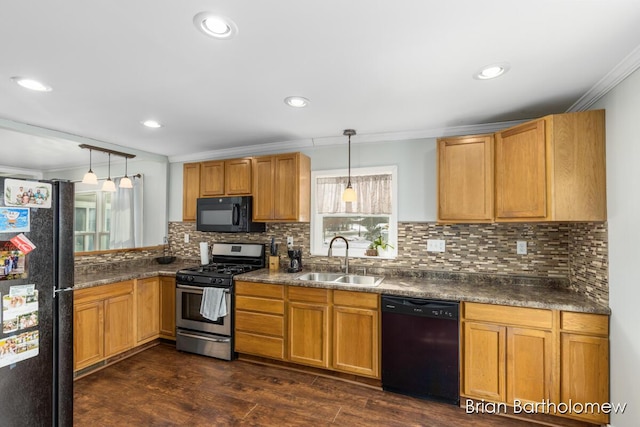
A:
[381, 295, 459, 404]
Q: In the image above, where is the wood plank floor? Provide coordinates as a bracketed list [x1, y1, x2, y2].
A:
[74, 343, 537, 426]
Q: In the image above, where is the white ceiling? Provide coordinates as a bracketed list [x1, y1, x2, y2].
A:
[2, 0, 640, 172]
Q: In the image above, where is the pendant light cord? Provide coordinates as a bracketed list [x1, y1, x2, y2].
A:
[347, 133, 352, 187]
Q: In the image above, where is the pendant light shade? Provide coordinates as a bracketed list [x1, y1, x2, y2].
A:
[101, 154, 117, 192]
[81, 149, 98, 185]
[342, 129, 357, 202]
[119, 157, 133, 189]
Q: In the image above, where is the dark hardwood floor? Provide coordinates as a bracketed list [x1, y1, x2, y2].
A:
[74, 343, 536, 426]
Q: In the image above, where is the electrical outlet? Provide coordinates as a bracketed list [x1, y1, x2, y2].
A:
[427, 239, 446, 252]
[287, 236, 294, 247]
[517, 240, 527, 255]
[184, 233, 190, 243]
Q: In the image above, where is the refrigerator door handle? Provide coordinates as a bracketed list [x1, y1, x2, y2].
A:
[53, 287, 73, 298]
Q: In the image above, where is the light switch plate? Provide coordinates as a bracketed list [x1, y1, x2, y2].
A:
[184, 233, 190, 243]
[517, 240, 527, 255]
[287, 236, 294, 247]
[427, 239, 446, 252]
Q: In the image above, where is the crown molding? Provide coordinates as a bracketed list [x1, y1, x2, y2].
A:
[568, 43, 640, 112]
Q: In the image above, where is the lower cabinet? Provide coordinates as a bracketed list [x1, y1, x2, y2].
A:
[136, 277, 160, 344]
[74, 280, 135, 371]
[332, 290, 380, 378]
[159, 276, 176, 339]
[234, 282, 381, 380]
[235, 281, 286, 360]
[462, 302, 609, 424]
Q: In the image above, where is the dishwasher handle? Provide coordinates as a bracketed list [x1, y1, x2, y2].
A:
[382, 295, 459, 320]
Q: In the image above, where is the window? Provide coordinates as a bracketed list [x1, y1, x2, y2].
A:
[74, 191, 111, 252]
[311, 166, 397, 258]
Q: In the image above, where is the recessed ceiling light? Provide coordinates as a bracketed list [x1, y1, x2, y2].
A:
[474, 63, 510, 80]
[194, 12, 238, 39]
[11, 76, 52, 92]
[284, 96, 310, 108]
[141, 119, 162, 128]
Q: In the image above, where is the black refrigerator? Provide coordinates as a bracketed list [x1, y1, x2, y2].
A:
[0, 177, 74, 426]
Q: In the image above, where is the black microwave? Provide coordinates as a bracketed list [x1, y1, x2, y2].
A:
[196, 196, 266, 233]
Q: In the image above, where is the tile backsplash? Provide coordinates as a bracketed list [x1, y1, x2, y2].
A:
[167, 220, 608, 305]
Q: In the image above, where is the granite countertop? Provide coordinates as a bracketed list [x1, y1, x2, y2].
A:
[73, 261, 195, 290]
[235, 269, 611, 315]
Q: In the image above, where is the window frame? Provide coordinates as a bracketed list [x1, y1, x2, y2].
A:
[310, 165, 398, 259]
[74, 190, 111, 252]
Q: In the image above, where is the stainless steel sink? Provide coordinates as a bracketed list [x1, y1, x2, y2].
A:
[334, 274, 384, 287]
[297, 272, 384, 287]
[297, 272, 344, 282]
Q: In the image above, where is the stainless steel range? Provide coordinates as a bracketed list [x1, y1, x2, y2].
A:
[175, 242, 265, 360]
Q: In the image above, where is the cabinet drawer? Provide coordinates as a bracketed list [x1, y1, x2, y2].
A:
[75, 281, 134, 304]
[235, 281, 284, 299]
[288, 286, 330, 303]
[235, 332, 285, 359]
[236, 295, 284, 315]
[333, 290, 379, 309]
[464, 302, 552, 329]
[561, 312, 608, 335]
[236, 311, 284, 337]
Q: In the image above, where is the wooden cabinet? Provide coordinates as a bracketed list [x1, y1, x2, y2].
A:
[288, 287, 330, 368]
[437, 134, 494, 222]
[235, 281, 286, 360]
[182, 162, 201, 221]
[332, 290, 380, 378]
[437, 110, 606, 222]
[495, 110, 606, 221]
[135, 277, 160, 344]
[252, 152, 311, 222]
[560, 312, 610, 424]
[462, 303, 555, 405]
[159, 276, 176, 339]
[73, 281, 135, 371]
[183, 157, 252, 220]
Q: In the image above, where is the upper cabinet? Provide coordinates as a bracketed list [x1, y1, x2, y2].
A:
[437, 110, 606, 223]
[182, 157, 252, 221]
[438, 134, 494, 222]
[252, 152, 311, 222]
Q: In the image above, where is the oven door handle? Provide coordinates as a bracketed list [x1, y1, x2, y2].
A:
[177, 284, 230, 293]
[177, 331, 231, 343]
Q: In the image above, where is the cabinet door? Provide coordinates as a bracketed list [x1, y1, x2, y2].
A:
[438, 135, 493, 222]
[507, 327, 554, 404]
[104, 293, 134, 357]
[561, 333, 609, 424]
[200, 160, 225, 196]
[252, 156, 274, 221]
[136, 277, 160, 344]
[73, 300, 104, 370]
[225, 158, 252, 195]
[288, 301, 329, 368]
[273, 154, 299, 220]
[333, 306, 379, 378]
[463, 321, 506, 401]
[159, 277, 176, 338]
[182, 163, 201, 221]
[495, 119, 547, 220]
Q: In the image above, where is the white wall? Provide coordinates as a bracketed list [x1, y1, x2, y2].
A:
[593, 69, 640, 426]
[167, 137, 438, 222]
[45, 158, 170, 247]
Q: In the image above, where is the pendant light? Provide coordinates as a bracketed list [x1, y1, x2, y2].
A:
[342, 129, 357, 202]
[101, 154, 116, 192]
[119, 157, 133, 189]
[81, 149, 98, 185]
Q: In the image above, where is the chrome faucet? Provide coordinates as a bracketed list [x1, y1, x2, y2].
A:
[328, 236, 349, 274]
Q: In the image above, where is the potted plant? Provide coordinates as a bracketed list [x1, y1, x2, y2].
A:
[366, 235, 394, 256]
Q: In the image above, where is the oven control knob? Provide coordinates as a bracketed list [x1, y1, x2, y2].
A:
[187, 276, 194, 282]
[216, 278, 224, 284]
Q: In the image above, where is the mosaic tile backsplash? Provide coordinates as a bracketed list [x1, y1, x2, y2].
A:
[166, 220, 608, 304]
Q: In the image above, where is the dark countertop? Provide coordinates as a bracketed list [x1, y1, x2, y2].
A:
[73, 261, 194, 290]
[235, 269, 611, 315]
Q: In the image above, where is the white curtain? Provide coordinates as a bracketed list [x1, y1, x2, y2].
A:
[316, 174, 392, 214]
[109, 175, 143, 248]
